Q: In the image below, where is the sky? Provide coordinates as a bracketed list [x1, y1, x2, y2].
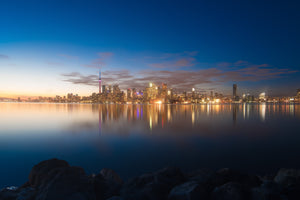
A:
[0, 0, 299, 97]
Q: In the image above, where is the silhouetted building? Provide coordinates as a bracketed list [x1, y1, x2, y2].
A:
[233, 84, 237, 99]
[102, 85, 106, 94]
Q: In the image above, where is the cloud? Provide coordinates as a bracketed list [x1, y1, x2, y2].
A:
[0, 54, 9, 59]
[97, 52, 113, 59]
[149, 57, 196, 69]
[61, 72, 98, 86]
[147, 51, 198, 69]
[61, 61, 298, 92]
[46, 61, 64, 66]
[84, 52, 114, 69]
[59, 54, 78, 60]
[234, 60, 249, 66]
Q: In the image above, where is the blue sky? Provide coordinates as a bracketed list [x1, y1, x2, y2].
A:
[0, 0, 299, 97]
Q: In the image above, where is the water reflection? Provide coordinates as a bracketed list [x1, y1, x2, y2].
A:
[1, 103, 299, 135]
[260, 103, 266, 122]
[1, 102, 300, 188]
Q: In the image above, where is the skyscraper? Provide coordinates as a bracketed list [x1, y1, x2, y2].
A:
[233, 84, 237, 99]
[102, 85, 106, 94]
[99, 71, 102, 93]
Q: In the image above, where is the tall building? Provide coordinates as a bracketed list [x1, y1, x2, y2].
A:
[161, 83, 168, 99]
[113, 85, 121, 95]
[233, 84, 237, 99]
[127, 88, 132, 99]
[102, 85, 106, 94]
[192, 88, 195, 98]
[99, 71, 102, 93]
[146, 82, 158, 100]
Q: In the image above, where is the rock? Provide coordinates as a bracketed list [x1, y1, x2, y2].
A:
[16, 187, 37, 200]
[212, 168, 261, 188]
[105, 196, 124, 200]
[212, 182, 247, 200]
[274, 168, 300, 187]
[93, 172, 122, 200]
[281, 184, 300, 200]
[168, 181, 208, 200]
[187, 168, 215, 184]
[28, 158, 69, 188]
[0, 188, 18, 200]
[251, 180, 281, 200]
[6, 186, 18, 191]
[35, 166, 96, 200]
[100, 168, 123, 185]
[120, 167, 186, 200]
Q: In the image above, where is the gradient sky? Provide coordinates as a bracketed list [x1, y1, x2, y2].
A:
[0, 0, 299, 97]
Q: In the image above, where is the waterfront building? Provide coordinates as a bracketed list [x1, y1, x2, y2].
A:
[102, 85, 107, 94]
[233, 84, 237, 99]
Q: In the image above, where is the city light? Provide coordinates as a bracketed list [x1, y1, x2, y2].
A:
[155, 100, 162, 104]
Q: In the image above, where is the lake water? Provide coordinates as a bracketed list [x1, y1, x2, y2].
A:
[0, 102, 300, 188]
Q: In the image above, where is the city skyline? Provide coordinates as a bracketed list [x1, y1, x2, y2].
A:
[1, 1, 300, 97]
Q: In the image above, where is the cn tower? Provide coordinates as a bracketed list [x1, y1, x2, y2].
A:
[99, 71, 102, 93]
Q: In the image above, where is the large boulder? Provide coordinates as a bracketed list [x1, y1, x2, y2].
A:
[0, 187, 18, 200]
[274, 168, 300, 187]
[251, 180, 282, 200]
[211, 182, 248, 200]
[35, 166, 96, 200]
[105, 197, 124, 200]
[187, 168, 215, 184]
[100, 168, 123, 185]
[93, 169, 122, 200]
[16, 187, 37, 200]
[168, 181, 208, 200]
[121, 167, 186, 200]
[28, 158, 69, 188]
[212, 168, 261, 188]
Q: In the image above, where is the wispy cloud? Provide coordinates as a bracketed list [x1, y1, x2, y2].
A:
[147, 51, 198, 69]
[84, 52, 114, 69]
[46, 61, 64, 66]
[61, 61, 298, 91]
[61, 72, 98, 86]
[149, 57, 196, 69]
[59, 54, 78, 60]
[0, 54, 9, 59]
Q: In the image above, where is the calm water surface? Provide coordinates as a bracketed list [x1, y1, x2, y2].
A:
[0, 102, 300, 188]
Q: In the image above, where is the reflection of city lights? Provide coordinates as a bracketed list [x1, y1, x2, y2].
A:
[149, 116, 152, 130]
[192, 109, 195, 125]
[260, 103, 266, 122]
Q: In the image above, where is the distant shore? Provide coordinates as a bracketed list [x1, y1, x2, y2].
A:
[1, 158, 300, 200]
[1, 101, 299, 105]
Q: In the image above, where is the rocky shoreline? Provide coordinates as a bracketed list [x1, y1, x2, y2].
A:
[1, 159, 300, 200]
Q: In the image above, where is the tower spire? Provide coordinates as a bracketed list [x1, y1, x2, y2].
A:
[99, 70, 102, 93]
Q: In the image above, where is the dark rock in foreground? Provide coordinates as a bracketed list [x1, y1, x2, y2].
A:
[1, 158, 300, 200]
